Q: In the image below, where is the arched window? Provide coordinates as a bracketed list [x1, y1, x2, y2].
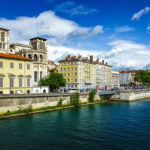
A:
[40, 55, 43, 62]
[34, 54, 38, 61]
[34, 71, 38, 82]
[40, 71, 42, 79]
[43, 89, 46, 93]
[27, 90, 30, 94]
[28, 54, 32, 59]
[1, 32, 5, 42]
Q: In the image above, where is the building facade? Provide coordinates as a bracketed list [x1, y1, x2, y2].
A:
[11, 37, 48, 87]
[0, 53, 33, 94]
[95, 59, 112, 90]
[58, 55, 96, 92]
[0, 28, 9, 53]
[112, 71, 120, 88]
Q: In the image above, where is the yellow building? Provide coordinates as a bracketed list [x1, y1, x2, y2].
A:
[58, 55, 96, 92]
[0, 53, 33, 94]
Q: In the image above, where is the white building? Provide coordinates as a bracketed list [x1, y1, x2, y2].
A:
[95, 59, 112, 90]
[10, 37, 48, 87]
[0, 28, 9, 53]
[112, 71, 120, 88]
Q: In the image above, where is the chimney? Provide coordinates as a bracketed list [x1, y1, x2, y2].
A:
[68, 55, 71, 59]
[102, 60, 104, 64]
[90, 55, 93, 62]
[96, 58, 99, 63]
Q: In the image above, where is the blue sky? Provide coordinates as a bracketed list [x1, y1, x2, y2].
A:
[0, 0, 150, 70]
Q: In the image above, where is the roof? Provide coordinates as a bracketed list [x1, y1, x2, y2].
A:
[30, 37, 47, 41]
[0, 28, 9, 31]
[0, 53, 32, 61]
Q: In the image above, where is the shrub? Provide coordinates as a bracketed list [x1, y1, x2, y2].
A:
[70, 92, 80, 107]
[89, 90, 96, 102]
[58, 98, 63, 107]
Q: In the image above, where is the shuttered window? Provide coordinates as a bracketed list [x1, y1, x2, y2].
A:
[0, 78, 3, 88]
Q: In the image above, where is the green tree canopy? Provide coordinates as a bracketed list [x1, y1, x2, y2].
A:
[38, 69, 66, 92]
[134, 70, 150, 85]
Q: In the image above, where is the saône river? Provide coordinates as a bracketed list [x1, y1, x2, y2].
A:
[0, 100, 150, 150]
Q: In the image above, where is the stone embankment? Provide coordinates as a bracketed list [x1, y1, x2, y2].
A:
[0, 92, 99, 114]
[111, 89, 150, 101]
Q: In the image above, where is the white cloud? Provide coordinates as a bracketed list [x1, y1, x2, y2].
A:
[131, 6, 150, 21]
[147, 26, 150, 31]
[115, 25, 135, 32]
[54, 2, 98, 16]
[48, 40, 150, 70]
[0, 11, 103, 45]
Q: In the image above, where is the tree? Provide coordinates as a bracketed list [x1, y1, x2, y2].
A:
[38, 69, 66, 92]
[134, 70, 150, 85]
[70, 92, 80, 107]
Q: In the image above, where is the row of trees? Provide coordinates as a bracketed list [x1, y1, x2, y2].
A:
[134, 70, 150, 85]
[38, 69, 66, 92]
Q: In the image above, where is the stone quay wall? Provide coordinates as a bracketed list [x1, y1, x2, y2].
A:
[0, 93, 91, 113]
[111, 89, 150, 101]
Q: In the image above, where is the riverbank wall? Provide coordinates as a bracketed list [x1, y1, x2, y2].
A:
[111, 89, 150, 101]
[0, 92, 100, 114]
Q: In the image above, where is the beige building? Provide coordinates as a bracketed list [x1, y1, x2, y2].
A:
[58, 55, 96, 92]
[0, 28, 9, 53]
[11, 37, 48, 87]
[0, 53, 33, 94]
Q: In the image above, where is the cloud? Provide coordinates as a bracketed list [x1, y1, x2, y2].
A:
[54, 1, 98, 16]
[0, 11, 103, 45]
[147, 26, 150, 31]
[115, 25, 135, 32]
[48, 40, 150, 70]
[131, 6, 150, 21]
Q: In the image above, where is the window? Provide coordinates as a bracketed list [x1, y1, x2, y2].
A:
[28, 54, 32, 59]
[60, 68, 62, 71]
[64, 63, 66, 65]
[68, 73, 70, 76]
[0, 78, 3, 88]
[27, 78, 30, 87]
[75, 67, 77, 71]
[40, 71, 42, 79]
[71, 62, 73, 65]
[3, 44, 5, 49]
[64, 67, 66, 71]
[67, 67, 69, 71]
[67, 78, 70, 82]
[1, 33, 5, 42]
[64, 73, 66, 76]
[0, 43, 1, 48]
[27, 64, 30, 70]
[34, 54, 38, 61]
[75, 78, 77, 82]
[71, 67, 73, 71]
[34, 71, 38, 82]
[0, 62, 3, 68]
[19, 64, 22, 69]
[10, 78, 14, 88]
[75, 72, 77, 76]
[19, 78, 22, 87]
[68, 62, 69, 65]
[10, 62, 14, 69]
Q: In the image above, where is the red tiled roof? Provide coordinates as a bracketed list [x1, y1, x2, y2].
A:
[0, 53, 32, 61]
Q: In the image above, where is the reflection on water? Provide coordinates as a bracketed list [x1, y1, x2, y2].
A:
[0, 100, 150, 150]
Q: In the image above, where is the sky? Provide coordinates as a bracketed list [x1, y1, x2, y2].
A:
[0, 0, 150, 70]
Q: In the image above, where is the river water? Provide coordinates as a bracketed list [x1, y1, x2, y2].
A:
[0, 100, 150, 150]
